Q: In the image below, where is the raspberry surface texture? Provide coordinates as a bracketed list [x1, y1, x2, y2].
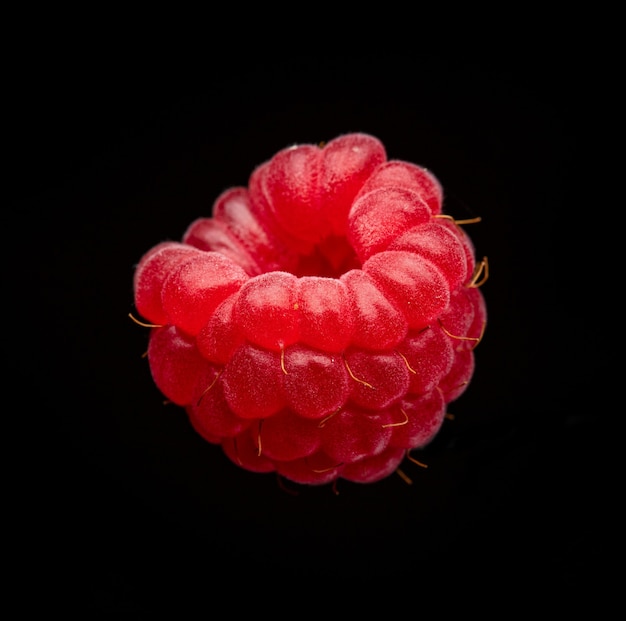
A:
[132, 133, 487, 486]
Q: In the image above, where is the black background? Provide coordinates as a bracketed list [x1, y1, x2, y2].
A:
[11, 38, 612, 612]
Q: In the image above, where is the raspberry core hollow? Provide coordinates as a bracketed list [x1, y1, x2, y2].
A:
[131, 133, 488, 487]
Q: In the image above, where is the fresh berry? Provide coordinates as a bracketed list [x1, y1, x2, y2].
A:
[132, 133, 487, 487]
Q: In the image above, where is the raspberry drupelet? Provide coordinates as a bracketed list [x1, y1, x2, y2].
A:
[132, 133, 488, 486]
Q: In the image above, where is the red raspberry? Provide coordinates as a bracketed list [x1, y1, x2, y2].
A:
[131, 133, 488, 487]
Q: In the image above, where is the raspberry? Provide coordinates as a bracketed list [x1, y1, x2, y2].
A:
[131, 132, 488, 487]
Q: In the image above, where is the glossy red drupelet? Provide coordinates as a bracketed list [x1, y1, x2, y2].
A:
[132, 133, 487, 486]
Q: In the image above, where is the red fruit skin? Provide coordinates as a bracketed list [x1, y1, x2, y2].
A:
[133, 132, 487, 487]
[221, 430, 276, 474]
[296, 277, 355, 352]
[318, 133, 387, 236]
[388, 222, 468, 291]
[196, 293, 245, 364]
[363, 251, 450, 331]
[187, 378, 251, 440]
[252, 410, 321, 462]
[257, 133, 387, 244]
[182, 214, 262, 277]
[397, 325, 455, 396]
[341, 446, 407, 484]
[274, 452, 344, 486]
[355, 160, 443, 215]
[348, 187, 431, 262]
[282, 345, 350, 419]
[147, 325, 219, 407]
[161, 252, 249, 336]
[388, 390, 447, 450]
[247, 163, 314, 266]
[439, 348, 476, 403]
[320, 405, 393, 464]
[134, 243, 203, 325]
[211, 186, 288, 274]
[438, 217, 477, 280]
[221, 343, 287, 419]
[233, 271, 300, 351]
[343, 348, 410, 410]
[263, 144, 326, 243]
[340, 269, 408, 350]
